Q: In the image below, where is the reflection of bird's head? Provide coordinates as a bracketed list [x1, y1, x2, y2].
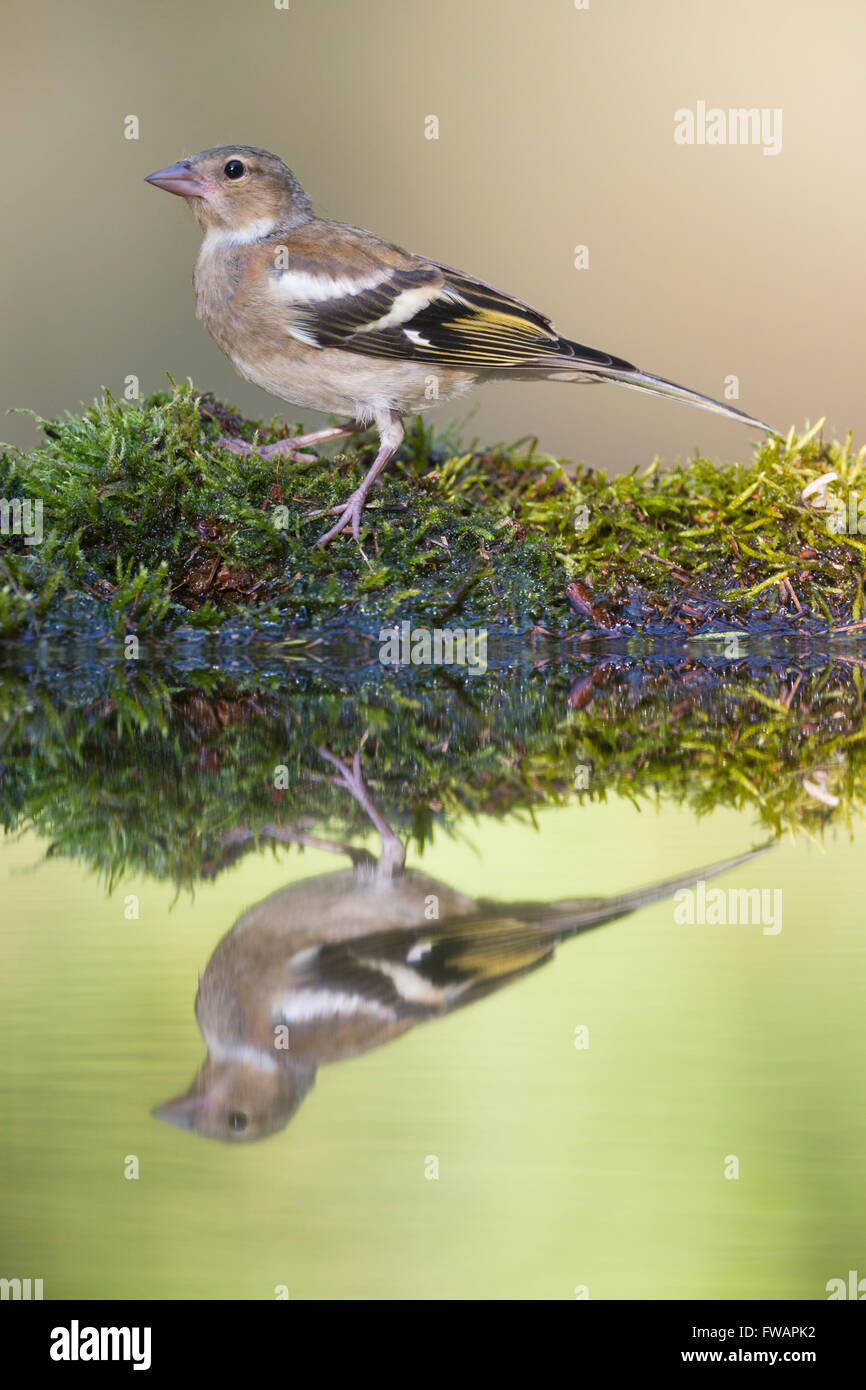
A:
[152, 1055, 316, 1144]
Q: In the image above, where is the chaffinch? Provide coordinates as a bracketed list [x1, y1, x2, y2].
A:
[145, 145, 777, 546]
[153, 748, 767, 1143]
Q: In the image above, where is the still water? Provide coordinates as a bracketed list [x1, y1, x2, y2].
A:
[1, 647, 863, 1299]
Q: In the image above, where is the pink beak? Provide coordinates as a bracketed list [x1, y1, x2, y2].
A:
[152, 1094, 206, 1129]
[145, 161, 208, 198]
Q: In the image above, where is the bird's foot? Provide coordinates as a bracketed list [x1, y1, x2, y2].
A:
[307, 417, 401, 547]
[214, 435, 317, 463]
[318, 745, 369, 800]
[214, 421, 359, 466]
[310, 484, 373, 547]
[318, 742, 405, 877]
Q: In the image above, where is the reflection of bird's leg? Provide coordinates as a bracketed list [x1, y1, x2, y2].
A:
[318, 745, 406, 882]
[218, 822, 376, 868]
[217, 742, 405, 878]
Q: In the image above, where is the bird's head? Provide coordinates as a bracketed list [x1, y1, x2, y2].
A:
[144, 145, 312, 235]
[152, 1054, 317, 1144]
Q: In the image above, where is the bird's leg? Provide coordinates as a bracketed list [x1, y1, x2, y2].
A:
[216, 744, 404, 879]
[318, 744, 406, 882]
[217, 823, 377, 868]
[310, 412, 404, 547]
[215, 421, 360, 463]
[258, 824, 377, 867]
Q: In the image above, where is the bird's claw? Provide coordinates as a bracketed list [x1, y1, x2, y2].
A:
[311, 488, 370, 546]
[318, 745, 365, 793]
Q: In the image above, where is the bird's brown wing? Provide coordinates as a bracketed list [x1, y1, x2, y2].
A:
[300, 913, 560, 1021]
[272, 223, 632, 372]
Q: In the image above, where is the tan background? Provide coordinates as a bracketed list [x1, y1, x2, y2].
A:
[2, 0, 863, 466]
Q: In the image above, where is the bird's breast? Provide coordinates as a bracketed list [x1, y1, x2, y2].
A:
[191, 240, 478, 417]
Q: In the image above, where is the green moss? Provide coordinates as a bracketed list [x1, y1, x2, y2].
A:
[0, 381, 863, 638]
[0, 651, 863, 887]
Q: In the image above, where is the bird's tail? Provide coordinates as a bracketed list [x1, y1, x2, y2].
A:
[531, 842, 774, 940]
[551, 340, 780, 436]
[596, 364, 780, 435]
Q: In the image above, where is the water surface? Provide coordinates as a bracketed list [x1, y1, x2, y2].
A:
[1, 648, 863, 1299]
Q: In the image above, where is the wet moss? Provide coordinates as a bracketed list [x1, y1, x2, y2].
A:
[0, 651, 863, 887]
[0, 380, 863, 639]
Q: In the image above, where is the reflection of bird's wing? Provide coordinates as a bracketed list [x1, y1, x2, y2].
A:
[267, 918, 554, 1066]
[357, 844, 773, 990]
[276, 845, 772, 1060]
[293, 915, 559, 1023]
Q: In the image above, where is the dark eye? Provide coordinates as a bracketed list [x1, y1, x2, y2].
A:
[229, 1111, 248, 1132]
[224, 159, 246, 180]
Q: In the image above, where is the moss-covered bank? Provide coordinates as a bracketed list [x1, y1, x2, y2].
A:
[0, 381, 864, 640]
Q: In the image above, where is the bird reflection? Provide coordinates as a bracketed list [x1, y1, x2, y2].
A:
[153, 748, 765, 1143]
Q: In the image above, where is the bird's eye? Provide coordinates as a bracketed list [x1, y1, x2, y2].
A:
[229, 1111, 248, 1132]
[224, 159, 246, 180]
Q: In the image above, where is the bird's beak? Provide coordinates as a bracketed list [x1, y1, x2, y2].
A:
[151, 1095, 205, 1128]
[145, 161, 209, 198]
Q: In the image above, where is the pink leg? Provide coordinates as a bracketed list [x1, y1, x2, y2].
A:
[215, 421, 359, 462]
[310, 412, 405, 547]
[318, 745, 405, 879]
[226, 822, 378, 869]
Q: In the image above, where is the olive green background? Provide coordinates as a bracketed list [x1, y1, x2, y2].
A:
[2, 802, 862, 1299]
[2, 0, 864, 462]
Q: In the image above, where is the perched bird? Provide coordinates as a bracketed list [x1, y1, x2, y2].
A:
[153, 747, 769, 1143]
[145, 145, 778, 547]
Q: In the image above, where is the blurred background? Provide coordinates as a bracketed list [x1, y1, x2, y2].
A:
[2, 0, 864, 463]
